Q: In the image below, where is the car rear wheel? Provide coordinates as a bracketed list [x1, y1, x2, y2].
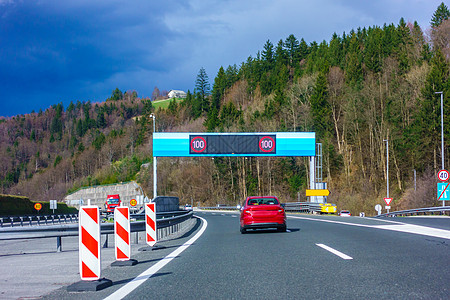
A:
[277, 225, 287, 232]
[240, 226, 247, 234]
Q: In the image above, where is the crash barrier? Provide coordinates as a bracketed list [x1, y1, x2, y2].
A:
[145, 203, 157, 246]
[0, 210, 187, 228]
[0, 213, 79, 227]
[374, 206, 450, 218]
[79, 205, 101, 280]
[200, 202, 323, 213]
[114, 206, 131, 261]
[0, 210, 193, 252]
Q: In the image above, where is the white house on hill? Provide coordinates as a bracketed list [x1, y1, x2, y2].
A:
[168, 90, 187, 98]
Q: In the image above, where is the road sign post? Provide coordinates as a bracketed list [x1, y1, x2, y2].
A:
[50, 200, 57, 214]
[437, 182, 450, 202]
[34, 203, 42, 214]
[384, 198, 392, 213]
[305, 189, 330, 197]
[375, 204, 382, 215]
[437, 170, 449, 206]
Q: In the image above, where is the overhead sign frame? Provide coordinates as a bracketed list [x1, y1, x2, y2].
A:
[153, 132, 316, 157]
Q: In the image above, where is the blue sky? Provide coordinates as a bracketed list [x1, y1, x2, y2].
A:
[0, 0, 444, 117]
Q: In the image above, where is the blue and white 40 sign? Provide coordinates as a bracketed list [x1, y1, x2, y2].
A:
[438, 169, 449, 182]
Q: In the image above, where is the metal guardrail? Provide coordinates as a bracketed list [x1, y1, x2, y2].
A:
[283, 202, 322, 213]
[200, 202, 323, 213]
[0, 210, 193, 252]
[0, 214, 79, 227]
[200, 206, 239, 211]
[373, 206, 450, 218]
[0, 210, 189, 227]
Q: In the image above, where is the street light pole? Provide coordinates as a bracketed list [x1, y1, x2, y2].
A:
[383, 139, 389, 213]
[150, 114, 157, 200]
[435, 91, 445, 206]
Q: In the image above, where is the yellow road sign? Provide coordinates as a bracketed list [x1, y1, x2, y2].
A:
[306, 189, 330, 196]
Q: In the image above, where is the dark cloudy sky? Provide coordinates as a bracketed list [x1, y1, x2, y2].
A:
[0, 0, 444, 117]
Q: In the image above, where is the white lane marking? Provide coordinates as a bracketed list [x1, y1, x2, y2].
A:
[231, 215, 237, 218]
[288, 216, 450, 240]
[104, 216, 208, 300]
[316, 244, 353, 260]
[373, 224, 450, 240]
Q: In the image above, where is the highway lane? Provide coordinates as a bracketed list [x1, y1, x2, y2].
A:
[45, 212, 450, 299]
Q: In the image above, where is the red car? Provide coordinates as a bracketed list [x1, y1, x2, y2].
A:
[240, 196, 286, 233]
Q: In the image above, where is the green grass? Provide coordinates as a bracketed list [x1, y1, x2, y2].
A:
[152, 97, 184, 110]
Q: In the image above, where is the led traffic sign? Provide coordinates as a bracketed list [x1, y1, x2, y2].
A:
[153, 132, 315, 157]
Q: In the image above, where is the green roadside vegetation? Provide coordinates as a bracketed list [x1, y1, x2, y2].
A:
[0, 194, 78, 216]
[152, 97, 184, 110]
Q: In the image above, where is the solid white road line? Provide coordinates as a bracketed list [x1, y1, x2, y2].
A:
[316, 244, 353, 260]
[104, 216, 208, 300]
[288, 215, 450, 240]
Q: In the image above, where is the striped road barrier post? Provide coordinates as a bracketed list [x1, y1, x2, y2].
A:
[146, 203, 157, 246]
[139, 202, 165, 251]
[67, 202, 112, 292]
[112, 205, 137, 266]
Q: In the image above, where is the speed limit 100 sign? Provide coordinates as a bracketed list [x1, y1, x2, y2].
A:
[438, 170, 449, 182]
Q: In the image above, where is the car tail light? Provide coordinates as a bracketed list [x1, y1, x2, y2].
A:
[278, 208, 284, 214]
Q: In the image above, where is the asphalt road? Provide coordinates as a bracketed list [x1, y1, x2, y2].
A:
[41, 211, 449, 300]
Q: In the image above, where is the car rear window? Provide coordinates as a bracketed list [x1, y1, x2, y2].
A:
[247, 198, 279, 205]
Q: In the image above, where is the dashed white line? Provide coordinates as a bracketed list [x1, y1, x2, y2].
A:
[316, 244, 353, 260]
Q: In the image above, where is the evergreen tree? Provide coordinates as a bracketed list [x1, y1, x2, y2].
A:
[96, 111, 106, 128]
[211, 66, 226, 111]
[416, 49, 449, 169]
[299, 38, 309, 60]
[195, 67, 210, 114]
[275, 39, 288, 67]
[431, 2, 450, 28]
[328, 33, 343, 67]
[109, 88, 123, 101]
[261, 40, 274, 70]
[284, 34, 300, 65]
[364, 27, 383, 73]
[310, 72, 331, 138]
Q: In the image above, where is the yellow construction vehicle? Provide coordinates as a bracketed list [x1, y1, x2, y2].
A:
[320, 203, 337, 214]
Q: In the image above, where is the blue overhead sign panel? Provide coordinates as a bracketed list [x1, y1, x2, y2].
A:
[153, 132, 315, 157]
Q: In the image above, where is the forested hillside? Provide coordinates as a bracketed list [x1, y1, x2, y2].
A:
[1, 4, 449, 215]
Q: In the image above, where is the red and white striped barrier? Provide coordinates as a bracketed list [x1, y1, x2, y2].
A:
[145, 203, 157, 246]
[79, 205, 101, 281]
[114, 206, 131, 261]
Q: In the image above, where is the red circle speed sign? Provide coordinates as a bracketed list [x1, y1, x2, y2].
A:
[34, 203, 42, 211]
[190, 136, 207, 153]
[438, 170, 449, 182]
[259, 136, 275, 152]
